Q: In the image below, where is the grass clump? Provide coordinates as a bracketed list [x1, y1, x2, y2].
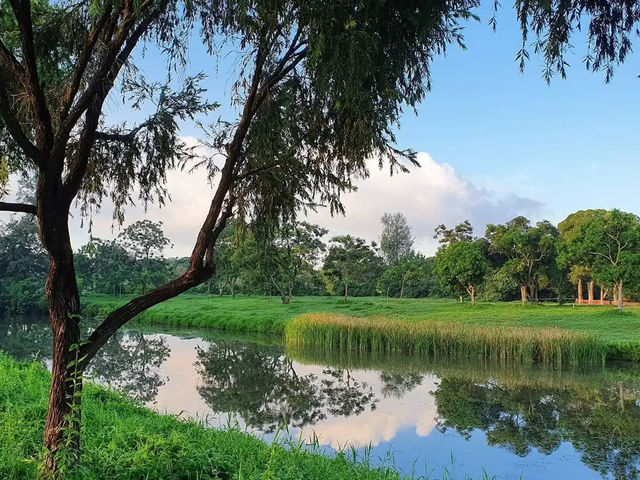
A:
[0, 351, 421, 480]
[285, 313, 609, 367]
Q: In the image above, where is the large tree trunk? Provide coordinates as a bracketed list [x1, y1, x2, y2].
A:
[617, 280, 624, 313]
[520, 285, 527, 305]
[588, 280, 594, 304]
[41, 220, 83, 477]
[577, 278, 583, 304]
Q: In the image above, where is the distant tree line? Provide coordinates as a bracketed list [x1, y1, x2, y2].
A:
[3, 208, 640, 312]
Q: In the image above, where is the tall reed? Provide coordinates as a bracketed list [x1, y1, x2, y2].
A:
[285, 313, 608, 367]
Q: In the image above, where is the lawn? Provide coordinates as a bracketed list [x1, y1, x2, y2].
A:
[84, 294, 640, 344]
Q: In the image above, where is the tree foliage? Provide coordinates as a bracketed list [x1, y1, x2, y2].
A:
[379, 212, 414, 265]
[435, 239, 489, 304]
[323, 235, 383, 299]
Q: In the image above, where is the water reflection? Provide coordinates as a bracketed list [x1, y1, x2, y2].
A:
[434, 375, 640, 480]
[195, 340, 378, 432]
[0, 317, 170, 403]
[2, 316, 640, 480]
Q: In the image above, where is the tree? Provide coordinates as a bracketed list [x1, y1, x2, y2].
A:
[435, 240, 489, 305]
[0, 0, 478, 470]
[117, 220, 172, 293]
[378, 252, 440, 298]
[0, 215, 47, 312]
[379, 212, 414, 265]
[564, 210, 640, 312]
[434, 220, 473, 247]
[247, 221, 327, 304]
[75, 238, 132, 295]
[209, 220, 241, 296]
[323, 235, 383, 300]
[486, 217, 558, 304]
[557, 210, 608, 304]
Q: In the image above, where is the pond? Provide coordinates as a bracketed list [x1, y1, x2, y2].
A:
[2, 316, 640, 480]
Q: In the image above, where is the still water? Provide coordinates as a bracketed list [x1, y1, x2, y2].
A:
[2, 316, 640, 480]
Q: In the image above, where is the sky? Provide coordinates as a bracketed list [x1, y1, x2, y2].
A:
[12, 4, 640, 257]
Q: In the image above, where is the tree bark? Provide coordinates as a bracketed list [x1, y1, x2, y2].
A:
[344, 283, 348, 302]
[577, 278, 583, 304]
[520, 285, 527, 305]
[40, 218, 83, 477]
[617, 280, 624, 313]
[588, 280, 594, 305]
[467, 285, 475, 306]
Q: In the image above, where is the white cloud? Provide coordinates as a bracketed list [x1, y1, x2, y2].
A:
[308, 152, 544, 255]
[67, 151, 543, 257]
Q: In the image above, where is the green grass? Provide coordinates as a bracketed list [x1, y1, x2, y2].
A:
[83, 295, 640, 361]
[1, 351, 476, 480]
[285, 313, 609, 366]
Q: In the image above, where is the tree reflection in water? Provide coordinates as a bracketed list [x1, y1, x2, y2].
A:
[194, 340, 378, 432]
[0, 317, 170, 403]
[434, 375, 640, 480]
[89, 332, 170, 403]
[3, 317, 640, 480]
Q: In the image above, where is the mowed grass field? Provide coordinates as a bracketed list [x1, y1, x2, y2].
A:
[84, 294, 640, 344]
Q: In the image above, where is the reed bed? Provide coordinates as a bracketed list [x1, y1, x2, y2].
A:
[285, 313, 609, 367]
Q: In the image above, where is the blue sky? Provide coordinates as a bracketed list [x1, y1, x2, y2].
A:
[70, 4, 640, 256]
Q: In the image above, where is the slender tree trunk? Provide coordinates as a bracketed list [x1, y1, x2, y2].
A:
[400, 273, 406, 299]
[577, 278, 583, 304]
[468, 285, 475, 306]
[588, 280, 594, 305]
[231, 278, 236, 298]
[520, 285, 527, 305]
[41, 219, 83, 477]
[344, 283, 348, 302]
[613, 284, 618, 305]
[618, 280, 624, 313]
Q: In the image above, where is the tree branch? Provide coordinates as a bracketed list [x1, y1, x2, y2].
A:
[8, 0, 53, 150]
[93, 119, 153, 143]
[59, 4, 113, 123]
[0, 38, 25, 82]
[62, 11, 160, 202]
[58, 2, 156, 146]
[0, 79, 43, 165]
[0, 201, 37, 214]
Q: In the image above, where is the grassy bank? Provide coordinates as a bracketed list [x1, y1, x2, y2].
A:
[84, 294, 640, 342]
[0, 352, 432, 480]
[83, 295, 640, 362]
[285, 313, 610, 366]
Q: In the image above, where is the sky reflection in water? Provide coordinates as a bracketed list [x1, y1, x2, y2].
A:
[2, 317, 639, 480]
